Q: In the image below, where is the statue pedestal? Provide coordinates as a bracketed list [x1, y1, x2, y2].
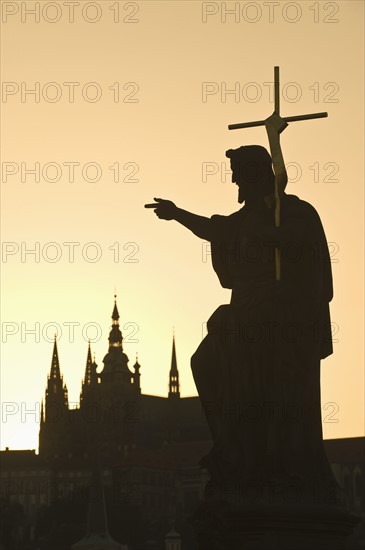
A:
[190, 499, 360, 550]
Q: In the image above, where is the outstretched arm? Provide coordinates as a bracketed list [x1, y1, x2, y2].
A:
[145, 198, 212, 240]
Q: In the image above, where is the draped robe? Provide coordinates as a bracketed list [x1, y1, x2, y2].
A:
[191, 194, 337, 501]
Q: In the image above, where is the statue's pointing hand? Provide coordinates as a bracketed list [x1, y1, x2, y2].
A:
[144, 198, 177, 220]
[265, 112, 288, 134]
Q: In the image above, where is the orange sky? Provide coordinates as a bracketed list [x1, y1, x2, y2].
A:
[1, 0, 364, 451]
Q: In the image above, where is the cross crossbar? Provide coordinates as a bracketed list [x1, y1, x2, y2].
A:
[228, 111, 328, 130]
[228, 66, 328, 130]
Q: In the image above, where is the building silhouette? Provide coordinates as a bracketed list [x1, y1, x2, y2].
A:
[1, 297, 212, 550]
[0, 297, 364, 549]
[39, 296, 210, 463]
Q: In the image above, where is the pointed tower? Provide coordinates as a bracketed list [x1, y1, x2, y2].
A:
[39, 336, 69, 456]
[100, 295, 133, 386]
[132, 353, 141, 394]
[80, 341, 98, 404]
[168, 332, 180, 399]
[110, 296, 123, 349]
[45, 336, 69, 415]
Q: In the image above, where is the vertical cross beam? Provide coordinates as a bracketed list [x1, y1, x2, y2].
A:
[274, 66, 281, 281]
[274, 65, 280, 115]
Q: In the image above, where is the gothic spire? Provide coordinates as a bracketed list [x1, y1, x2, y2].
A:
[133, 353, 141, 393]
[49, 335, 61, 380]
[44, 336, 68, 419]
[112, 294, 119, 322]
[83, 341, 93, 386]
[80, 341, 98, 403]
[108, 294, 123, 348]
[168, 332, 180, 398]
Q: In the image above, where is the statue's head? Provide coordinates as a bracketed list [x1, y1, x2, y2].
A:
[226, 145, 274, 204]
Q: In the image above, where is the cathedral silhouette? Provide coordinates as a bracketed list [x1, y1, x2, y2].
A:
[0, 297, 364, 550]
[39, 296, 210, 462]
[6, 296, 211, 549]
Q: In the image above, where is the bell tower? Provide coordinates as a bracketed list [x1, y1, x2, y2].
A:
[97, 295, 139, 455]
[99, 295, 133, 387]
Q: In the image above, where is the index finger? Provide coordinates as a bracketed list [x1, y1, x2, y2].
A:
[144, 203, 159, 208]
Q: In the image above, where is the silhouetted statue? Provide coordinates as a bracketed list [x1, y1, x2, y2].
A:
[145, 112, 337, 506]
